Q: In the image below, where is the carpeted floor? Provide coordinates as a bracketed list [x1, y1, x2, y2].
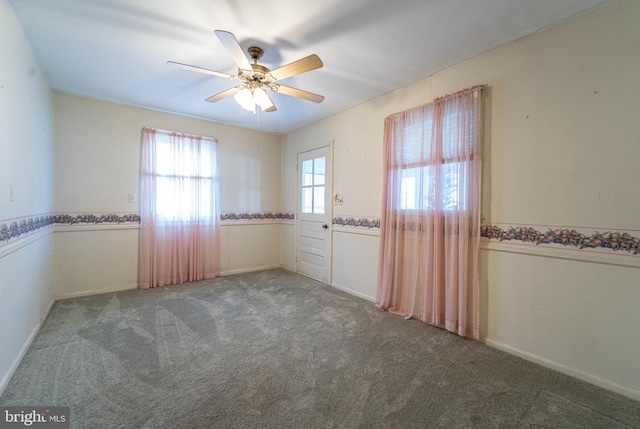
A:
[1, 268, 639, 428]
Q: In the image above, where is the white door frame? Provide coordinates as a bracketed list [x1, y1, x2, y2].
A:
[295, 142, 333, 284]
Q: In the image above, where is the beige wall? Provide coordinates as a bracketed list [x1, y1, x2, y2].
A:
[0, 0, 55, 393]
[53, 93, 284, 297]
[283, 0, 640, 400]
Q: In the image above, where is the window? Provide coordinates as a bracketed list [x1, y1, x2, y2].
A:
[398, 162, 467, 212]
[153, 134, 216, 221]
[300, 156, 326, 214]
[393, 103, 477, 213]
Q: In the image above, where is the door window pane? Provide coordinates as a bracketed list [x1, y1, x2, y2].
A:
[314, 157, 325, 185]
[302, 159, 313, 186]
[301, 188, 313, 213]
[313, 186, 325, 214]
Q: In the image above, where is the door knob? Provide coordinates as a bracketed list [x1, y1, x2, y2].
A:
[322, 224, 328, 229]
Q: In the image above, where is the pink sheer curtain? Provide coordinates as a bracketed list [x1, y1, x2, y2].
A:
[139, 127, 221, 289]
[376, 86, 483, 339]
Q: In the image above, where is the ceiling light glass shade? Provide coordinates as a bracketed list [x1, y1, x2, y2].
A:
[253, 87, 274, 111]
[234, 87, 255, 112]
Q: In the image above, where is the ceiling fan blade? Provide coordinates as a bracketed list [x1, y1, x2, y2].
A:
[167, 61, 236, 79]
[273, 85, 325, 103]
[205, 86, 241, 103]
[269, 54, 323, 81]
[214, 30, 252, 71]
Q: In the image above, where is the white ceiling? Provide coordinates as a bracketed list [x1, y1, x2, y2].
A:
[9, 0, 609, 134]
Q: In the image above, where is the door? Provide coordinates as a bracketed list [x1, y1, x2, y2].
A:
[297, 146, 332, 283]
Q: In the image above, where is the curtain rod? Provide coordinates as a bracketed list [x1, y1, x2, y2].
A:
[142, 127, 217, 143]
[433, 84, 484, 103]
[386, 84, 485, 119]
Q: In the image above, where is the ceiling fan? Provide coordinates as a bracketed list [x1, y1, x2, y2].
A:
[168, 30, 324, 113]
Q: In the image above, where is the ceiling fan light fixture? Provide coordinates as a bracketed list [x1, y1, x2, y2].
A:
[234, 87, 255, 112]
[253, 87, 274, 111]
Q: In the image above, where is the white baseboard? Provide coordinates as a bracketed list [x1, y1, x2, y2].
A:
[279, 264, 296, 273]
[221, 264, 283, 277]
[0, 297, 55, 396]
[330, 282, 376, 303]
[55, 283, 138, 300]
[483, 337, 640, 402]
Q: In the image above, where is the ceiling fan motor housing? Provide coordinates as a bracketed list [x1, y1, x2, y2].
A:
[247, 46, 264, 61]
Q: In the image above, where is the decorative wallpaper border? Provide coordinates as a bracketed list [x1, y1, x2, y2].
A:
[0, 213, 142, 246]
[333, 216, 381, 229]
[53, 213, 141, 225]
[220, 212, 294, 222]
[481, 223, 640, 256]
[7, 212, 636, 259]
[52, 212, 294, 225]
[2, 211, 295, 246]
[0, 215, 54, 244]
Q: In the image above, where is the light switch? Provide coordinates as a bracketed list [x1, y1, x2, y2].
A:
[128, 193, 137, 203]
[9, 184, 14, 202]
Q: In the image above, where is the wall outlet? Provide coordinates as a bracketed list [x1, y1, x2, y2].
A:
[128, 193, 137, 203]
[10, 184, 14, 202]
[333, 193, 343, 205]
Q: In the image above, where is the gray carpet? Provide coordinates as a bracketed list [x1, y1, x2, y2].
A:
[1, 268, 639, 428]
